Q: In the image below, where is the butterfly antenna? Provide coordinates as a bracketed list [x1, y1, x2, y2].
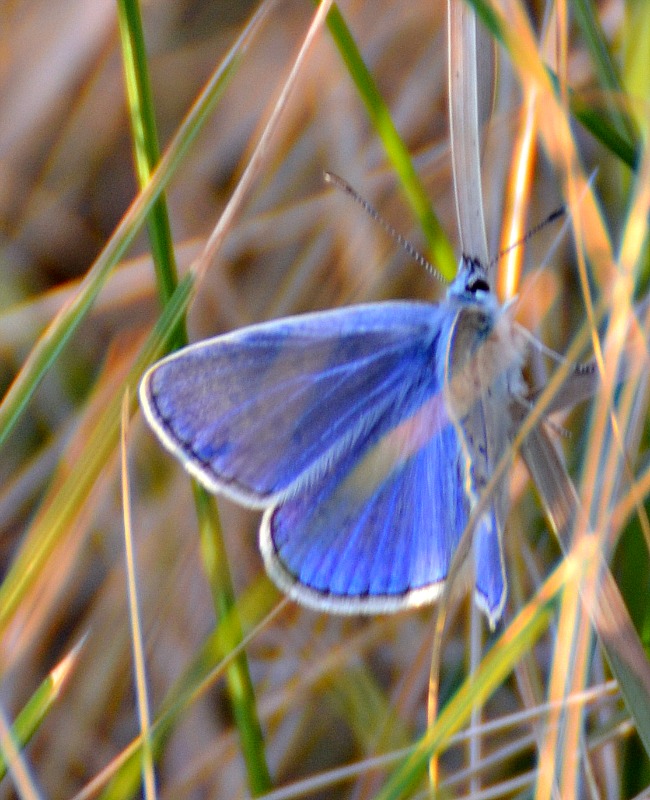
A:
[324, 171, 445, 283]
[488, 206, 566, 270]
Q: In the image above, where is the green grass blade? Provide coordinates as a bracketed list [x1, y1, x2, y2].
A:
[117, 0, 181, 310]
[325, 3, 456, 279]
[572, 0, 638, 145]
[192, 486, 273, 794]
[97, 581, 278, 800]
[0, 638, 85, 781]
[547, 70, 638, 171]
[0, 2, 267, 452]
[374, 594, 557, 800]
[465, 0, 639, 170]
[0, 276, 193, 637]
[115, 2, 271, 792]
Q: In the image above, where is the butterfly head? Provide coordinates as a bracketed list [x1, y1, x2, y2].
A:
[446, 255, 495, 308]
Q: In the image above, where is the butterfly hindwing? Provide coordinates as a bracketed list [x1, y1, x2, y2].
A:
[260, 383, 470, 613]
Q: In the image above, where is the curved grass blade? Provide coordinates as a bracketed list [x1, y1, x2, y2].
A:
[374, 578, 560, 800]
[465, 0, 639, 170]
[0, 276, 193, 637]
[116, 1, 272, 792]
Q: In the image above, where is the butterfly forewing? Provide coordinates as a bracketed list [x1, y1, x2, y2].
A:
[140, 302, 457, 507]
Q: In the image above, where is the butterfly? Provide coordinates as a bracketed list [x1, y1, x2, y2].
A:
[139, 250, 535, 628]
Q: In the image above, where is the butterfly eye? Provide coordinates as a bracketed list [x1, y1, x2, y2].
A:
[469, 277, 490, 294]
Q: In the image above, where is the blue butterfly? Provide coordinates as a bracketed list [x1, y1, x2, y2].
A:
[139, 255, 528, 627]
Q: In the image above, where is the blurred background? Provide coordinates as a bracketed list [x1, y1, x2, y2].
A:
[0, 0, 647, 797]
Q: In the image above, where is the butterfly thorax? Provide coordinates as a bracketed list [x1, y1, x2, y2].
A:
[443, 256, 526, 424]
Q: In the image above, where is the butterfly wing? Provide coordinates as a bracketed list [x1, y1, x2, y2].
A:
[140, 302, 456, 508]
[142, 299, 518, 621]
[261, 384, 471, 613]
